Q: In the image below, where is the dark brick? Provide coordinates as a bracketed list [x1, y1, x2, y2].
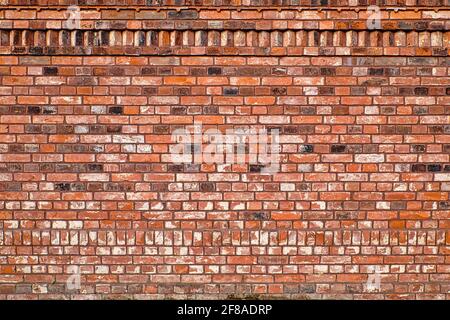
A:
[331, 145, 346, 153]
[244, 211, 269, 220]
[167, 10, 198, 19]
[171, 106, 187, 115]
[427, 164, 442, 172]
[199, 182, 215, 192]
[411, 145, 426, 153]
[207, 67, 222, 75]
[55, 183, 70, 191]
[224, 87, 239, 96]
[368, 68, 384, 76]
[249, 164, 264, 173]
[109, 106, 123, 114]
[168, 164, 183, 173]
[411, 164, 426, 172]
[414, 87, 429, 96]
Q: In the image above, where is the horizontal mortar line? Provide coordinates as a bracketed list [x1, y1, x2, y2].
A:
[2, 26, 449, 29]
[4, 49, 443, 50]
[2, 49, 447, 51]
[0, 6, 448, 11]
[21, 47, 444, 51]
[2, 48, 448, 53]
[1, 29, 449, 31]
[4, 47, 447, 50]
[2, 227, 448, 231]
[2, 54, 447, 57]
[4, 46, 447, 48]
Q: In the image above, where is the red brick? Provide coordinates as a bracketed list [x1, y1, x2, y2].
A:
[0, 4, 447, 301]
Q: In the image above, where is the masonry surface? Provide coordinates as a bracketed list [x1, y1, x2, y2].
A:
[0, 0, 449, 300]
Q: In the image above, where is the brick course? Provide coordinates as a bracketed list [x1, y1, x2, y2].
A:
[0, 1, 449, 299]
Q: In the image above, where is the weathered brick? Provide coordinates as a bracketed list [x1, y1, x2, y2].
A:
[0, 3, 447, 301]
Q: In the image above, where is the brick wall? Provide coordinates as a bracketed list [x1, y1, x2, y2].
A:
[0, 1, 449, 299]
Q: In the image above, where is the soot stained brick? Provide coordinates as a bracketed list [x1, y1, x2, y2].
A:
[249, 164, 264, 173]
[411, 145, 426, 153]
[299, 145, 314, 153]
[109, 106, 123, 114]
[207, 67, 222, 75]
[43, 67, 58, 75]
[244, 212, 269, 220]
[331, 145, 346, 153]
[427, 164, 442, 172]
[411, 164, 426, 172]
[167, 10, 198, 19]
[414, 87, 429, 96]
[200, 182, 215, 192]
[55, 183, 70, 191]
[224, 87, 239, 96]
[27, 106, 41, 114]
[171, 106, 187, 115]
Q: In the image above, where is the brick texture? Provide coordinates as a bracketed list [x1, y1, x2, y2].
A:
[0, 1, 449, 299]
